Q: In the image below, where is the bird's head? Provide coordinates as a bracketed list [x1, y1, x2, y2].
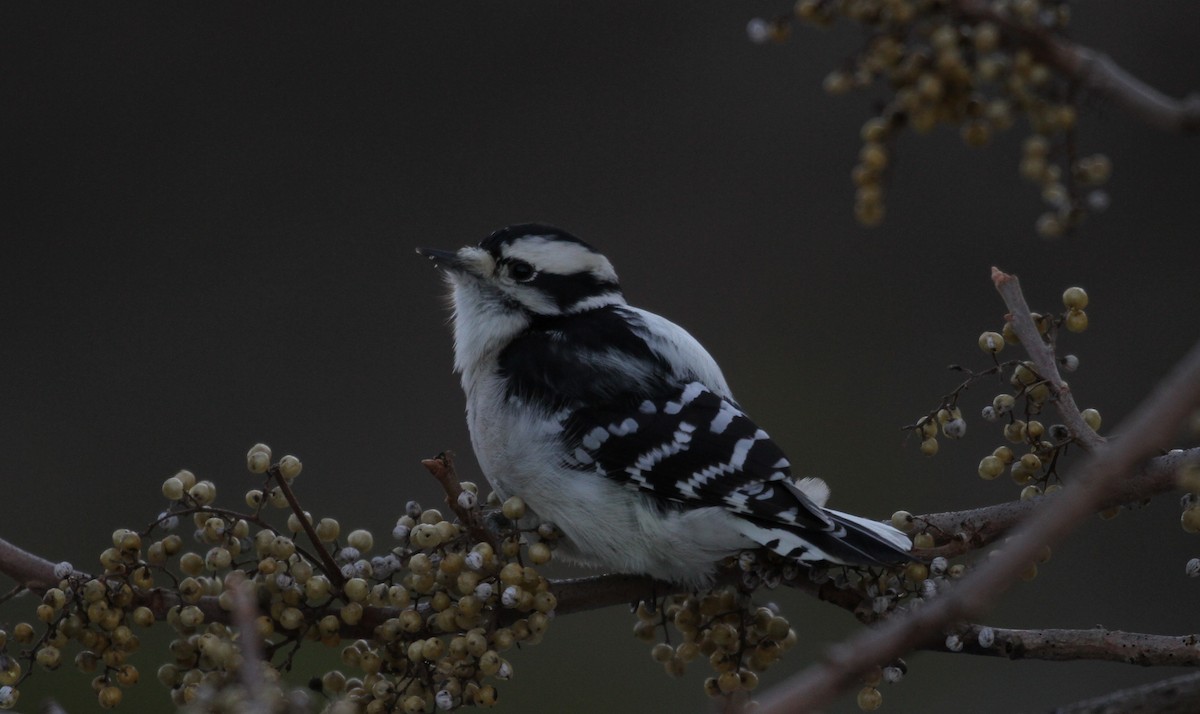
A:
[418, 224, 625, 319]
[419, 224, 628, 373]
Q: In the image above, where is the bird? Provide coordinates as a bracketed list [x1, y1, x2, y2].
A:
[418, 224, 910, 588]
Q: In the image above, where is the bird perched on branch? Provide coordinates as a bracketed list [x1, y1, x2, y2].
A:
[419, 224, 910, 587]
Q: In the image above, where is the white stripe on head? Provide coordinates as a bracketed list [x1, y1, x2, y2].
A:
[502, 235, 618, 283]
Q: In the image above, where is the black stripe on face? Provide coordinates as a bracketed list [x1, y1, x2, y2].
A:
[526, 270, 621, 313]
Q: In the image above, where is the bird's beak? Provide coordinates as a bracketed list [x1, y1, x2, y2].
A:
[416, 247, 463, 271]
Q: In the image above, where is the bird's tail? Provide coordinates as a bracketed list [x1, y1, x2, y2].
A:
[735, 507, 912, 568]
[821, 508, 913, 565]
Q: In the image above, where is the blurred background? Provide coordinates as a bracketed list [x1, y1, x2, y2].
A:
[2, 2, 1199, 711]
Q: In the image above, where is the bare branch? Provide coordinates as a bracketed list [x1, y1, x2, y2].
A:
[953, 0, 1200, 134]
[550, 573, 664, 616]
[755, 270, 1200, 713]
[940, 624, 1200, 667]
[1050, 671, 1200, 714]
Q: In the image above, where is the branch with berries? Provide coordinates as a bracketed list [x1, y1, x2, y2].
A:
[748, 0, 1198, 235]
[2, 268, 1199, 713]
[752, 268, 1200, 713]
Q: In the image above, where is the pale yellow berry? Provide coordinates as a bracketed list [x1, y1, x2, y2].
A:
[917, 416, 938, 439]
[98, 685, 123, 709]
[528, 542, 552, 565]
[978, 455, 1004, 480]
[278, 606, 304, 630]
[717, 670, 741, 693]
[1062, 287, 1088, 310]
[857, 686, 883, 711]
[267, 487, 288, 508]
[188, 481, 216, 506]
[1182, 508, 1200, 534]
[501, 496, 526, 521]
[1065, 308, 1088, 333]
[162, 477, 185, 500]
[347, 529, 374, 553]
[978, 331, 1005, 354]
[316, 518, 340, 542]
[344, 578, 369, 602]
[890, 511, 915, 532]
[174, 469, 197, 490]
[178, 605, 204, 629]
[278, 455, 302, 481]
[904, 563, 929, 583]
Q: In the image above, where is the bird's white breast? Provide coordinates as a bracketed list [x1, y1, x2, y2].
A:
[462, 370, 750, 587]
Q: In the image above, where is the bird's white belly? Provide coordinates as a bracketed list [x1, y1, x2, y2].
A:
[465, 377, 750, 586]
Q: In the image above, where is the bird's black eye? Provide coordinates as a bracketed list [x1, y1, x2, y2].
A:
[508, 260, 536, 282]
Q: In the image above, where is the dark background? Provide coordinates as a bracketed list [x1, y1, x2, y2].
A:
[2, 2, 1199, 712]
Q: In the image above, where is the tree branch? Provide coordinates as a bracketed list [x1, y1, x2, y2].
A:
[1050, 671, 1200, 714]
[3, 445, 1196, 634]
[939, 624, 1200, 667]
[918, 446, 1197, 558]
[952, 0, 1200, 134]
[0, 535, 65, 593]
[755, 270, 1200, 713]
[3, 271, 1197, 711]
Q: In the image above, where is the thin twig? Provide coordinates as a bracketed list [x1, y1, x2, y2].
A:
[421, 452, 498, 551]
[271, 466, 345, 588]
[994, 268, 1104, 450]
[754, 271, 1200, 713]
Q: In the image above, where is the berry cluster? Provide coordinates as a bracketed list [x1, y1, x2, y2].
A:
[633, 548, 935, 712]
[635, 586, 795, 708]
[749, 0, 1112, 236]
[0, 539, 155, 711]
[906, 286, 1100, 503]
[0, 446, 557, 712]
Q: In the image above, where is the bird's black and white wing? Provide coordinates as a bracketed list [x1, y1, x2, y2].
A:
[498, 305, 910, 566]
[562, 380, 911, 566]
